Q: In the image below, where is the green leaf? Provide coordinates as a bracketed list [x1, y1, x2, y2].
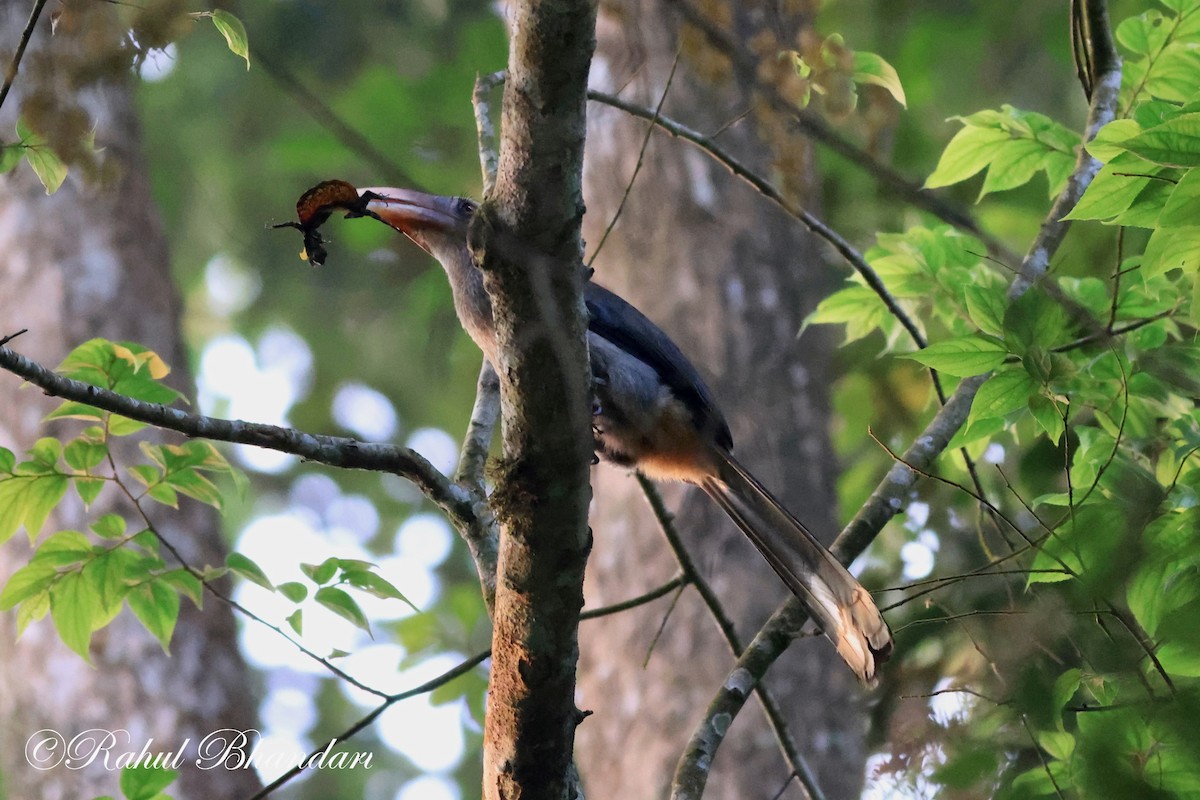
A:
[23, 474, 69, 539]
[1003, 290, 1068, 355]
[286, 609, 303, 635]
[903, 334, 1008, 377]
[315, 586, 371, 634]
[1121, 112, 1200, 167]
[1038, 730, 1075, 761]
[277, 581, 308, 603]
[851, 50, 906, 107]
[64, 439, 108, 472]
[126, 581, 179, 654]
[0, 142, 21, 173]
[1085, 119, 1143, 163]
[210, 10, 250, 70]
[20, 137, 67, 194]
[1064, 152, 1163, 221]
[49, 571, 99, 661]
[342, 569, 421, 613]
[73, 477, 105, 507]
[119, 763, 177, 800]
[1028, 395, 1066, 445]
[803, 284, 889, 344]
[90, 514, 127, 540]
[44, 400, 106, 422]
[972, 366, 1039, 420]
[963, 283, 1007, 337]
[302, 558, 340, 585]
[926, 125, 1011, 188]
[160, 569, 204, 608]
[1157, 167, 1200, 227]
[227, 552, 273, 590]
[0, 561, 58, 610]
[82, 549, 133, 624]
[16, 590, 50, 638]
[1116, 10, 1169, 56]
[979, 138, 1047, 196]
[108, 415, 148, 436]
[0, 446, 13, 473]
[1141, 225, 1200, 276]
[146, 482, 178, 508]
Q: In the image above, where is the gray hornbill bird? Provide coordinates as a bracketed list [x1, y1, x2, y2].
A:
[336, 184, 893, 683]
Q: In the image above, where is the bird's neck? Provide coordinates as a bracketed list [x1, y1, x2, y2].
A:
[438, 248, 497, 361]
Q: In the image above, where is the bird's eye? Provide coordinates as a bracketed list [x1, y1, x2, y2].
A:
[456, 198, 477, 216]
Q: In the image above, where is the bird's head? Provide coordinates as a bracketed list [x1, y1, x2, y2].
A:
[359, 187, 477, 266]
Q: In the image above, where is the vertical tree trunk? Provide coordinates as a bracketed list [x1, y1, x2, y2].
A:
[576, 2, 870, 797]
[0, 4, 260, 798]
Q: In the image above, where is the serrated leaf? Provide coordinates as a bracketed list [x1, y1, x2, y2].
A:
[126, 581, 179, 654]
[23, 142, 67, 194]
[227, 552, 273, 590]
[108, 415, 147, 436]
[16, 590, 50, 638]
[851, 50, 905, 107]
[1141, 225, 1200, 277]
[90, 514, 126, 540]
[926, 125, 1011, 188]
[146, 482, 178, 508]
[49, 571, 98, 661]
[277, 581, 308, 603]
[1158, 167, 1200, 227]
[160, 569, 204, 609]
[903, 334, 1008, 377]
[1028, 394, 1066, 445]
[82, 549, 132, 623]
[23, 474, 68, 539]
[210, 10, 250, 70]
[315, 586, 371, 634]
[1085, 119, 1143, 163]
[64, 439, 108, 472]
[1037, 730, 1075, 761]
[1064, 152, 1161, 221]
[44, 400, 107, 422]
[971, 366, 1039, 420]
[0, 561, 58, 610]
[1121, 112, 1200, 167]
[119, 764, 177, 800]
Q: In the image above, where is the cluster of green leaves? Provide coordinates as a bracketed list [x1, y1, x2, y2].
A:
[925, 105, 1080, 200]
[0, 339, 241, 660]
[811, 1, 1200, 796]
[786, 33, 907, 113]
[228, 551, 418, 648]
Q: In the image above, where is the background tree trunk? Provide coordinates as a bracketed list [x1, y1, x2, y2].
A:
[0, 4, 260, 798]
[576, 2, 870, 797]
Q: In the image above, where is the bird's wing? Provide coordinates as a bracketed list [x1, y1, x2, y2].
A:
[584, 282, 732, 450]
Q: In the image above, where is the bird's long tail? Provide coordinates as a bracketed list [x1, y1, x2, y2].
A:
[699, 451, 893, 684]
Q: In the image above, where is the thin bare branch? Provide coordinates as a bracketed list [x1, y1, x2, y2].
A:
[472, 70, 506, 195]
[637, 476, 825, 800]
[0, 0, 48, 113]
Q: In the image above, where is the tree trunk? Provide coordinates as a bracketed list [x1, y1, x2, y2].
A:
[576, 2, 870, 797]
[0, 4, 260, 798]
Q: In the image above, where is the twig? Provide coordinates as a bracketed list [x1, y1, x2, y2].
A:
[637, 475, 825, 800]
[588, 89, 929, 353]
[247, 648, 492, 800]
[579, 573, 688, 621]
[109, 455, 388, 699]
[472, 70, 505, 195]
[586, 47, 682, 268]
[256, 50, 423, 190]
[0, 0, 48, 113]
[661, 0, 1016, 263]
[453, 360, 501, 611]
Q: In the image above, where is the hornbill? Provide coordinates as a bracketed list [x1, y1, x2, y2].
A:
[357, 186, 893, 683]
